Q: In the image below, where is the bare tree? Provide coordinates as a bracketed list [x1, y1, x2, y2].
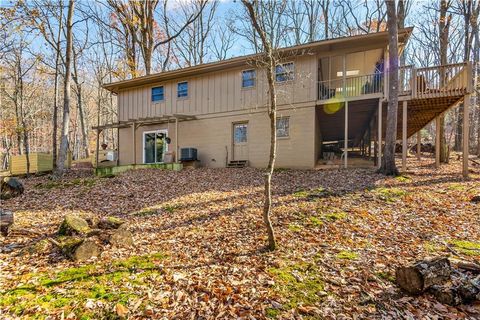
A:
[379, 0, 399, 176]
[241, 0, 279, 251]
[55, 0, 75, 176]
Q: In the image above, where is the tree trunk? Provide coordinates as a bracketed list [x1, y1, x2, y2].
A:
[55, 0, 74, 176]
[439, 0, 451, 163]
[242, 0, 277, 251]
[396, 257, 451, 294]
[378, 0, 399, 176]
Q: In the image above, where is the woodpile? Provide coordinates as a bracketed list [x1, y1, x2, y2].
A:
[50, 213, 134, 261]
[396, 257, 480, 305]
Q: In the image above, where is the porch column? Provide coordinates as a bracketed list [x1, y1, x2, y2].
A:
[416, 131, 421, 160]
[344, 100, 349, 168]
[95, 128, 101, 168]
[435, 117, 440, 168]
[402, 100, 407, 171]
[377, 99, 382, 169]
[116, 127, 120, 166]
[463, 94, 470, 178]
[175, 117, 179, 162]
[132, 122, 137, 165]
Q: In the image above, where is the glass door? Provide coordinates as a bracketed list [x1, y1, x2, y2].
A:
[144, 130, 168, 163]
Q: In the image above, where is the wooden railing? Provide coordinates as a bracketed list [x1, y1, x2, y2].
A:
[317, 62, 471, 101]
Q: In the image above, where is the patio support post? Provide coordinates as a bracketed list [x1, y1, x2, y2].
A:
[416, 131, 421, 160]
[435, 117, 440, 168]
[116, 128, 120, 166]
[377, 99, 382, 169]
[344, 100, 348, 168]
[132, 122, 137, 165]
[175, 117, 179, 162]
[402, 100, 407, 171]
[463, 94, 470, 178]
[95, 128, 100, 168]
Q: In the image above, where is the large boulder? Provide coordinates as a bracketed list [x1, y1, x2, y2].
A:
[0, 209, 14, 236]
[109, 228, 134, 247]
[1, 177, 24, 200]
[58, 237, 100, 261]
[58, 214, 91, 236]
[98, 216, 125, 230]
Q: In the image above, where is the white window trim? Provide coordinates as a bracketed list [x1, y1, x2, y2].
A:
[142, 129, 169, 164]
[275, 62, 295, 83]
[241, 69, 256, 89]
[177, 81, 189, 99]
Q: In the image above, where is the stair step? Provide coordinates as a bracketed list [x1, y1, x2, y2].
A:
[227, 160, 248, 168]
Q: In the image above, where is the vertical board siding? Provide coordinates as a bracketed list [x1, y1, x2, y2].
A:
[117, 55, 317, 120]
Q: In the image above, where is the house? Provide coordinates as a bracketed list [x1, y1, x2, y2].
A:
[99, 28, 473, 175]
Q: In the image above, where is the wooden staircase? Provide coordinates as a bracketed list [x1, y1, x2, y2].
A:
[227, 160, 248, 168]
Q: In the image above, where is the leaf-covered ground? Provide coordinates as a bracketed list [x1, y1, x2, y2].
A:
[1, 156, 480, 319]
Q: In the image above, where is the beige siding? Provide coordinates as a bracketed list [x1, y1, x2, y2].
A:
[117, 55, 317, 121]
[118, 106, 317, 169]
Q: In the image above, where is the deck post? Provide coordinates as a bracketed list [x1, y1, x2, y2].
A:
[435, 117, 440, 168]
[95, 128, 100, 168]
[132, 122, 137, 165]
[175, 117, 179, 162]
[116, 127, 120, 166]
[377, 99, 382, 169]
[402, 100, 407, 171]
[463, 94, 470, 178]
[344, 100, 348, 168]
[416, 131, 421, 160]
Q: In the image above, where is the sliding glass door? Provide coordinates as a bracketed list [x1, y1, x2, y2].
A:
[143, 130, 168, 164]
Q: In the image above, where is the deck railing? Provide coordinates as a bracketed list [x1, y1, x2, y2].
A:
[317, 62, 471, 101]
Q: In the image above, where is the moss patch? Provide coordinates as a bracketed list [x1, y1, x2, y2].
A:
[288, 224, 303, 232]
[268, 262, 325, 312]
[0, 252, 165, 318]
[448, 183, 467, 191]
[450, 240, 480, 256]
[324, 211, 347, 221]
[395, 175, 411, 183]
[374, 187, 408, 202]
[308, 217, 323, 227]
[336, 250, 358, 260]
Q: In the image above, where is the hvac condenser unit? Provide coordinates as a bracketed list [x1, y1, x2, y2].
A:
[180, 148, 197, 161]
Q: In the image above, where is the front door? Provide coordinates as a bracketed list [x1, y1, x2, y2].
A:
[232, 122, 248, 161]
[144, 130, 168, 163]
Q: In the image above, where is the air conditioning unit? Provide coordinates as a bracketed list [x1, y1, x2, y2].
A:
[180, 148, 197, 161]
[106, 151, 117, 161]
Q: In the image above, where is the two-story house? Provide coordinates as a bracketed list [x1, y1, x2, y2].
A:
[99, 27, 473, 175]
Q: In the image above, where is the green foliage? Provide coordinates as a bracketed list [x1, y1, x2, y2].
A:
[395, 175, 411, 183]
[308, 216, 323, 226]
[448, 183, 466, 191]
[450, 240, 480, 256]
[288, 224, 302, 232]
[268, 262, 325, 312]
[324, 211, 347, 221]
[374, 187, 407, 202]
[336, 250, 358, 260]
[266, 307, 280, 318]
[376, 271, 395, 282]
[0, 252, 165, 317]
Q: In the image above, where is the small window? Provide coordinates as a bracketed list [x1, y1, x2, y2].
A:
[275, 62, 294, 82]
[242, 69, 256, 88]
[233, 123, 248, 143]
[151, 86, 164, 102]
[276, 117, 289, 138]
[177, 81, 188, 98]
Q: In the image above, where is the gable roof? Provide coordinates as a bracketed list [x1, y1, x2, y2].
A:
[104, 27, 413, 94]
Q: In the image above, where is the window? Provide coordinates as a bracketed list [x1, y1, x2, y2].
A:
[151, 86, 164, 102]
[242, 69, 256, 88]
[233, 123, 248, 143]
[276, 117, 289, 138]
[275, 62, 294, 82]
[177, 81, 188, 98]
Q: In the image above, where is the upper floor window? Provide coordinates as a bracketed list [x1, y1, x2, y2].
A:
[177, 81, 188, 98]
[276, 117, 290, 138]
[151, 86, 164, 102]
[242, 69, 256, 88]
[275, 62, 294, 82]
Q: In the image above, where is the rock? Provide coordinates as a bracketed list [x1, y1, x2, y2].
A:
[77, 212, 100, 228]
[24, 239, 51, 255]
[58, 237, 100, 261]
[0, 209, 14, 236]
[396, 257, 451, 294]
[58, 214, 91, 236]
[109, 228, 134, 247]
[1, 177, 24, 200]
[430, 284, 462, 305]
[471, 195, 480, 203]
[98, 216, 125, 230]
